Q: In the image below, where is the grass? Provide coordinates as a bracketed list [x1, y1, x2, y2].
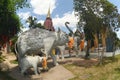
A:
[0, 55, 5, 63]
[64, 54, 120, 80]
[10, 60, 18, 64]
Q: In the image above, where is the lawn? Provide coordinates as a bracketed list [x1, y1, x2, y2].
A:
[64, 54, 120, 80]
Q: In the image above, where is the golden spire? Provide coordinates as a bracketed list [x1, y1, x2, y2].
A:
[47, 7, 51, 18]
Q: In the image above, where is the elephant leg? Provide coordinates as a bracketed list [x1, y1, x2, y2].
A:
[44, 37, 58, 66]
[74, 46, 79, 57]
[21, 66, 27, 75]
[58, 46, 65, 60]
[61, 51, 64, 60]
[33, 64, 39, 75]
[43, 37, 55, 59]
[50, 51, 58, 66]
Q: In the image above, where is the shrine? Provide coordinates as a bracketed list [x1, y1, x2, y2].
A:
[44, 7, 55, 31]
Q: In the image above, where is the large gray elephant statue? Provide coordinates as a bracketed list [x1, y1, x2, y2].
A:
[15, 28, 69, 66]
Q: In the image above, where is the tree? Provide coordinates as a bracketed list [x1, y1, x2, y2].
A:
[0, 0, 29, 42]
[26, 16, 45, 29]
[73, 0, 120, 58]
[0, 0, 29, 53]
[74, 0, 103, 58]
[26, 16, 37, 29]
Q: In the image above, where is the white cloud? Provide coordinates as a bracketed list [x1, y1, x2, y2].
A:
[17, 12, 31, 30]
[38, 20, 44, 25]
[116, 29, 120, 39]
[118, 8, 120, 13]
[30, 0, 56, 15]
[20, 27, 29, 32]
[18, 12, 31, 20]
[52, 11, 78, 32]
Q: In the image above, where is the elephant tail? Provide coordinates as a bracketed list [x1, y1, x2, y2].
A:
[14, 42, 19, 60]
[14, 42, 18, 55]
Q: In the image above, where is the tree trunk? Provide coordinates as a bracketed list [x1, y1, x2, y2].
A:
[101, 27, 107, 48]
[4, 42, 11, 54]
[94, 33, 98, 48]
[101, 32, 106, 48]
[85, 40, 90, 59]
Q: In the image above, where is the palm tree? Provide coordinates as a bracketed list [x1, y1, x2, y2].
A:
[26, 16, 44, 29]
[26, 16, 37, 28]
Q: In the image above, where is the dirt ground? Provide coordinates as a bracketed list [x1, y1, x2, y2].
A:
[1, 52, 75, 80]
[1, 50, 100, 80]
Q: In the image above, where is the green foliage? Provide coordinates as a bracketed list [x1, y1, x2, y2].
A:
[0, 55, 5, 63]
[10, 36, 18, 52]
[74, 0, 103, 40]
[26, 16, 45, 29]
[73, 0, 120, 38]
[12, 0, 29, 10]
[101, 0, 115, 15]
[73, 0, 120, 58]
[0, 0, 29, 44]
[10, 60, 18, 64]
[36, 23, 45, 29]
[102, 1, 119, 31]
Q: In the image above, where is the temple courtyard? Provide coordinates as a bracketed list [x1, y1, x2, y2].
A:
[0, 50, 120, 80]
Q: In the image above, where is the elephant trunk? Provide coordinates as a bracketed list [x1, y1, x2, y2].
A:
[65, 22, 74, 35]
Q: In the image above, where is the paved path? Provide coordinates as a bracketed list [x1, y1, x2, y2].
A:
[76, 49, 120, 58]
[40, 65, 74, 80]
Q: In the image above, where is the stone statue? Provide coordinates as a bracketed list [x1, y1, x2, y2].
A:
[15, 28, 69, 67]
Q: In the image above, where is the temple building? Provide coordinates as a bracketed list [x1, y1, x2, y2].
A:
[44, 8, 55, 31]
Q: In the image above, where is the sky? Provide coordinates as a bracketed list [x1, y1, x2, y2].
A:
[17, 0, 120, 38]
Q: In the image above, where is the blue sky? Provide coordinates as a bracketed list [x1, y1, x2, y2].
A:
[17, 0, 120, 38]
[17, 0, 77, 32]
